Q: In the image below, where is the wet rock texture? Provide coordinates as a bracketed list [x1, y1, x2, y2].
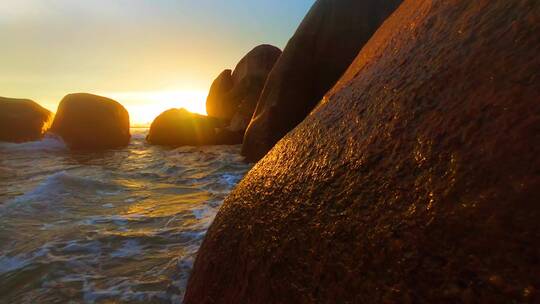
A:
[185, 1, 540, 303]
[242, 0, 403, 162]
[147, 108, 239, 146]
[51, 93, 130, 149]
[206, 45, 282, 133]
[0, 97, 51, 143]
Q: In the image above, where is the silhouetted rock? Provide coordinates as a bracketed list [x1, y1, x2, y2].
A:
[147, 108, 239, 146]
[185, 1, 540, 303]
[147, 108, 245, 147]
[206, 44, 282, 133]
[0, 97, 52, 143]
[206, 69, 234, 120]
[51, 93, 130, 149]
[242, 0, 403, 162]
[214, 128, 245, 146]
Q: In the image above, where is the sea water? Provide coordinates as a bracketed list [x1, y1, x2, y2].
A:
[0, 129, 252, 303]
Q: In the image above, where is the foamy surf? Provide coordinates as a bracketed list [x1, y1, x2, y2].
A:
[0, 129, 252, 303]
[9, 171, 121, 204]
[0, 134, 67, 152]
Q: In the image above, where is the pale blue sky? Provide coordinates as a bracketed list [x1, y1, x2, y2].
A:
[0, 0, 314, 123]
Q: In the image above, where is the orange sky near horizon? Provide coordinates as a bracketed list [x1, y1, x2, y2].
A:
[0, 1, 314, 126]
[105, 90, 209, 126]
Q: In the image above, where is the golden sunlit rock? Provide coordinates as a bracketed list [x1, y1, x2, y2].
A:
[206, 70, 234, 120]
[206, 44, 282, 133]
[50, 93, 130, 149]
[146, 108, 243, 147]
[147, 108, 217, 146]
[241, 0, 403, 162]
[185, 0, 540, 303]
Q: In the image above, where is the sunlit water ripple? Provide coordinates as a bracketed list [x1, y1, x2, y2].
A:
[0, 129, 252, 303]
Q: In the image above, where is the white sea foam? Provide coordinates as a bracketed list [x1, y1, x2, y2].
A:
[111, 240, 143, 258]
[0, 130, 252, 303]
[0, 256, 30, 275]
[0, 134, 66, 152]
[10, 171, 120, 204]
[0, 247, 50, 275]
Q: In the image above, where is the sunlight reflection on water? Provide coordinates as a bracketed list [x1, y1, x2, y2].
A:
[0, 129, 251, 303]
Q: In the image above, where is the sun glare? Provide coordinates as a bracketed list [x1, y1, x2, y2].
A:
[104, 90, 208, 127]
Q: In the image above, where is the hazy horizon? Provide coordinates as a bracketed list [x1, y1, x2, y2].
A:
[0, 0, 314, 125]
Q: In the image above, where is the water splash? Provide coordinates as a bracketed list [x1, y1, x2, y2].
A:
[0, 129, 252, 303]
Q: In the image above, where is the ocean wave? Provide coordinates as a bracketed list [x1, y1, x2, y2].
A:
[0, 128, 252, 303]
[167, 145, 246, 165]
[0, 247, 50, 276]
[8, 171, 121, 205]
[0, 134, 67, 152]
[130, 132, 148, 141]
[110, 240, 144, 258]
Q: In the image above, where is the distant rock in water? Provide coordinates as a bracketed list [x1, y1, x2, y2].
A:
[206, 44, 282, 137]
[185, 1, 540, 303]
[242, 0, 403, 162]
[147, 108, 217, 146]
[147, 108, 242, 147]
[50, 93, 130, 149]
[0, 97, 52, 143]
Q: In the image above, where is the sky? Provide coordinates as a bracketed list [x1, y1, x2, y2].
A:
[0, 0, 314, 125]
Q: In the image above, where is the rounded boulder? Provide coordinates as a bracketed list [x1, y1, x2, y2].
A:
[50, 93, 130, 149]
[206, 45, 282, 131]
[185, 0, 540, 303]
[242, 0, 403, 162]
[147, 108, 221, 146]
[0, 97, 52, 143]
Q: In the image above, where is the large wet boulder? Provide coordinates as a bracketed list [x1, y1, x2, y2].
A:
[50, 93, 130, 149]
[242, 0, 403, 162]
[0, 97, 52, 143]
[146, 108, 242, 146]
[185, 1, 540, 303]
[206, 44, 282, 133]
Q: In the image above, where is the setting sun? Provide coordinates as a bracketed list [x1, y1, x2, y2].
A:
[1, 1, 537, 303]
[104, 90, 209, 127]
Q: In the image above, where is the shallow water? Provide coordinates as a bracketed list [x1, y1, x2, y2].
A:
[0, 129, 252, 303]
